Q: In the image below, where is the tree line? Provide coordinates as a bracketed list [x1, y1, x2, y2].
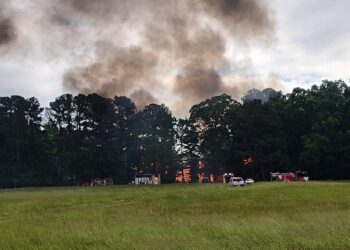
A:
[0, 80, 349, 187]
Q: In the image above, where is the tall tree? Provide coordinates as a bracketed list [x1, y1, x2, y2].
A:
[227, 99, 288, 179]
[0, 96, 48, 187]
[47, 94, 76, 184]
[189, 94, 239, 175]
[130, 104, 178, 183]
[113, 96, 137, 184]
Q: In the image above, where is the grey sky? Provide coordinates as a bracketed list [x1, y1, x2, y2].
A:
[0, 0, 349, 116]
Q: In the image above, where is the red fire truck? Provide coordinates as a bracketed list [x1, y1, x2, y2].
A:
[270, 171, 309, 182]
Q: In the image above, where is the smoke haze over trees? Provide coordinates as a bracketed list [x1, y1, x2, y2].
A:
[0, 80, 349, 188]
[0, 0, 281, 117]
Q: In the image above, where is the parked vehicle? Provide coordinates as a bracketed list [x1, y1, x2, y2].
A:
[228, 177, 245, 187]
[201, 177, 210, 183]
[133, 174, 161, 185]
[270, 171, 309, 182]
[245, 178, 255, 185]
[223, 173, 235, 183]
[81, 178, 113, 186]
[93, 178, 113, 186]
[81, 182, 93, 186]
[270, 172, 279, 181]
[295, 171, 309, 181]
[278, 173, 294, 182]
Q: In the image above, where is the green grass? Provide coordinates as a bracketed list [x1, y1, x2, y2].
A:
[0, 182, 349, 249]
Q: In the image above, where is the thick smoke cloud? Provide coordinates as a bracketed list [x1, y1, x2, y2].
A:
[0, 18, 16, 46]
[0, 3, 16, 47]
[1, 0, 277, 116]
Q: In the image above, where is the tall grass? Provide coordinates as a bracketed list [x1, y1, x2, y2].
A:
[0, 182, 349, 249]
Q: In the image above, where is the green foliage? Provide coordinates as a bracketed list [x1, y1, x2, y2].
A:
[130, 104, 178, 183]
[188, 94, 239, 174]
[0, 96, 50, 187]
[0, 80, 350, 186]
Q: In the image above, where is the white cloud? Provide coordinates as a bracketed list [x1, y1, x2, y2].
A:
[252, 0, 350, 89]
[0, 60, 64, 106]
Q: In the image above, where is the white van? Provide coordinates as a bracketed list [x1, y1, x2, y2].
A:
[228, 177, 245, 187]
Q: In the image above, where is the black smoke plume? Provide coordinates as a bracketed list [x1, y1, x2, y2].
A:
[1, 0, 279, 115]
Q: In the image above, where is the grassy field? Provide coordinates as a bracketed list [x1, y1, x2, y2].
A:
[0, 182, 349, 250]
